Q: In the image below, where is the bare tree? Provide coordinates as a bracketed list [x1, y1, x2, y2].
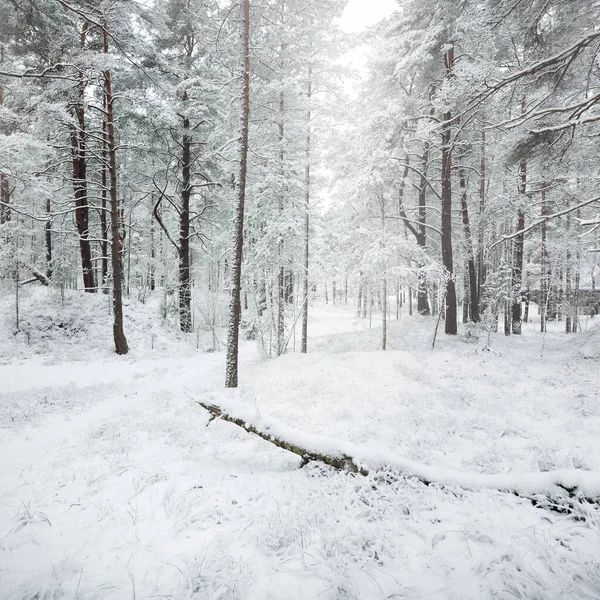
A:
[103, 17, 128, 355]
[225, 0, 250, 388]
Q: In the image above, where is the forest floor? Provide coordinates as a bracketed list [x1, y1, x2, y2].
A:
[1, 287, 600, 600]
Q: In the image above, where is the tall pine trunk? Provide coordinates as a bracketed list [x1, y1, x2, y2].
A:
[540, 183, 548, 333]
[71, 22, 95, 293]
[45, 198, 52, 279]
[441, 46, 457, 334]
[276, 88, 286, 356]
[179, 93, 192, 333]
[301, 67, 311, 354]
[100, 96, 109, 292]
[477, 127, 487, 311]
[104, 19, 128, 355]
[225, 0, 250, 388]
[459, 164, 479, 322]
[417, 145, 430, 314]
[511, 101, 526, 334]
[0, 69, 9, 226]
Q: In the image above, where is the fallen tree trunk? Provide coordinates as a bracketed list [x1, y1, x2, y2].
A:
[18, 262, 50, 286]
[198, 398, 600, 511]
[200, 401, 367, 474]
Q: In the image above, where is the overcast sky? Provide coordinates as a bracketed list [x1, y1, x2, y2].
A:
[338, 0, 397, 32]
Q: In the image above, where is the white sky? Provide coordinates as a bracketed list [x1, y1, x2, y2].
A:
[338, 0, 397, 33]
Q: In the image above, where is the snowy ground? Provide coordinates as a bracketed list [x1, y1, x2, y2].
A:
[1, 289, 600, 599]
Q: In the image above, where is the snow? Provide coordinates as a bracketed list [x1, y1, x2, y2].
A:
[1, 289, 600, 599]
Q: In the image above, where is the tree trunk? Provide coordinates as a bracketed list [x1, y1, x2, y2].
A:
[301, 69, 311, 353]
[441, 46, 457, 334]
[357, 282, 363, 318]
[149, 207, 156, 291]
[100, 98, 109, 293]
[71, 22, 95, 293]
[179, 93, 192, 333]
[0, 71, 9, 226]
[511, 126, 526, 334]
[198, 399, 600, 511]
[459, 165, 480, 322]
[0, 172, 9, 225]
[382, 278, 387, 350]
[417, 146, 430, 314]
[540, 183, 548, 333]
[276, 87, 286, 356]
[478, 127, 487, 311]
[225, 0, 250, 388]
[103, 20, 128, 355]
[45, 198, 52, 279]
[380, 194, 387, 350]
[463, 272, 469, 324]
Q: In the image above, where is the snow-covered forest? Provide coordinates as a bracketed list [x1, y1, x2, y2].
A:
[1, 0, 600, 597]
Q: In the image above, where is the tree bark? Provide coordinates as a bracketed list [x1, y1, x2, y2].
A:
[478, 127, 487, 310]
[301, 68, 311, 354]
[104, 19, 128, 355]
[71, 22, 95, 293]
[0, 172, 9, 225]
[276, 87, 286, 356]
[417, 145, 430, 314]
[100, 97, 109, 293]
[179, 92, 192, 333]
[45, 198, 52, 279]
[441, 46, 457, 334]
[540, 183, 548, 333]
[0, 59, 8, 226]
[225, 0, 250, 388]
[459, 165, 480, 322]
[511, 111, 526, 334]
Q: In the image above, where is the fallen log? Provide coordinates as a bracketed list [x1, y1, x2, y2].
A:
[199, 401, 367, 475]
[18, 261, 50, 286]
[198, 397, 600, 512]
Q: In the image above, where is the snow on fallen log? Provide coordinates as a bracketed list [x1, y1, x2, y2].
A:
[197, 394, 600, 509]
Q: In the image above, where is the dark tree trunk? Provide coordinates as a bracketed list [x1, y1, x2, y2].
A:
[540, 184, 548, 333]
[45, 198, 52, 279]
[417, 146, 430, 314]
[149, 209, 155, 291]
[511, 98, 527, 334]
[478, 127, 487, 311]
[284, 270, 294, 304]
[225, 0, 250, 387]
[0, 75, 8, 226]
[104, 20, 128, 355]
[573, 271, 580, 333]
[179, 95, 192, 333]
[382, 278, 387, 350]
[276, 87, 286, 356]
[71, 22, 95, 293]
[565, 206, 572, 333]
[100, 100, 109, 293]
[441, 46, 457, 334]
[0, 173, 9, 224]
[398, 156, 430, 315]
[463, 272, 469, 324]
[459, 165, 480, 322]
[257, 279, 267, 317]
